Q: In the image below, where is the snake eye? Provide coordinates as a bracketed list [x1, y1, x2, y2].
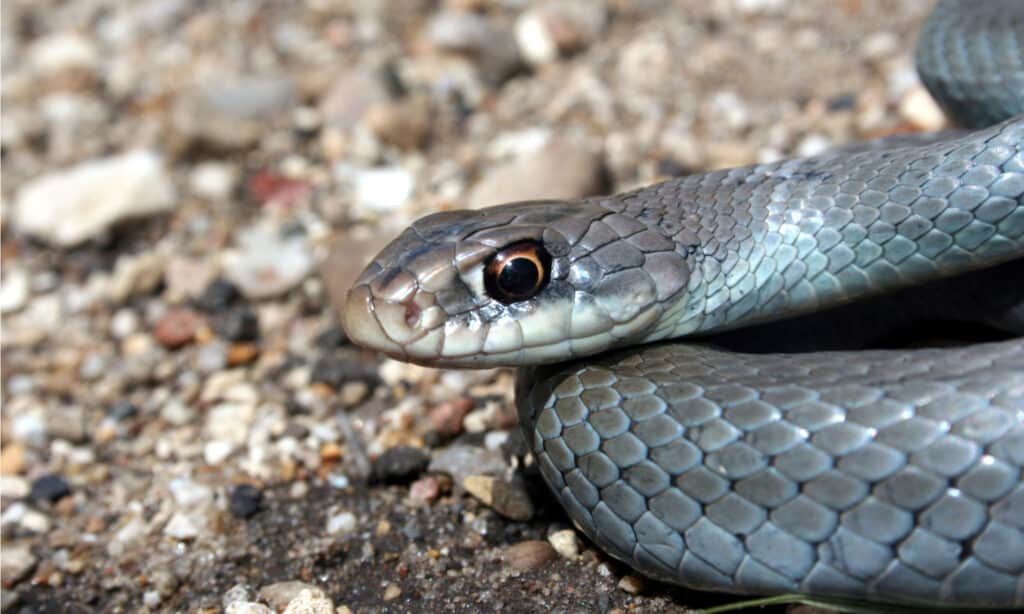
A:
[484, 241, 552, 304]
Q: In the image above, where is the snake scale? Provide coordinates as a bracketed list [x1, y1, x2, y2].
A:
[343, 0, 1024, 607]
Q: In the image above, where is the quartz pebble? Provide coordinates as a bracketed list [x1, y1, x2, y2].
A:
[14, 150, 176, 247]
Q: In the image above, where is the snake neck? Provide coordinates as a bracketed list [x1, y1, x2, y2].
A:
[589, 116, 1024, 345]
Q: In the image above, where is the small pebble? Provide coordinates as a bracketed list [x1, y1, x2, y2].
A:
[326, 510, 357, 536]
[226, 342, 259, 366]
[163, 512, 201, 540]
[154, 308, 204, 349]
[428, 398, 474, 437]
[283, 589, 334, 614]
[108, 401, 139, 421]
[229, 484, 263, 518]
[0, 476, 30, 499]
[0, 268, 30, 314]
[463, 475, 534, 521]
[504, 540, 557, 571]
[143, 591, 162, 607]
[223, 583, 254, 606]
[196, 278, 242, 312]
[548, 529, 581, 560]
[618, 574, 645, 595]
[12, 414, 48, 448]
[214, 306, 260, 342]
[222, 224, 315, 299]
[0, 543, 37, 586]
[30, 474, 71, 503]
[370, 446, 429, 484]
[0, 443, 27, 476]
[258, 582, 326, 612]
[169, 477, 213, 508]
[382, 583, 401, 601]
[408, 476, 442, 505]
[226, 602, 273, 614]
[899, 84, 947, 131]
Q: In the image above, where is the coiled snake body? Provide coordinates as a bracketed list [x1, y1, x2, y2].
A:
[344, 1, 1024, 607]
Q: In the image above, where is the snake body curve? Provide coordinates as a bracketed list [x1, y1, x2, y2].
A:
[343, 1, 1024, 607]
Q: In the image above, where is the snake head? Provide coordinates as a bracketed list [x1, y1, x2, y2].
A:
[342, 200, 691, 367]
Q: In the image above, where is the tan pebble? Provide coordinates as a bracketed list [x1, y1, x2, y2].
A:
[462, 474, 495, 506]
[365, 97, 431, 151]
[93, 422, 119, 445]
[320, 442, 344, 462]
[547, 529, 580, 560]
[227, 343, 259, 366]
[0, 442, 26, 475]
[490, 479, 534, 521]
[339, 381, 368, 407]
[617, 574, 645, 594]
[375, 519, 391, 536]
[121, 332, 155, 356]
[382, 583, 401, 601]
[85, 516, 106, 533]
[504, 540, 557, 571]
[336, 606, 353, 614]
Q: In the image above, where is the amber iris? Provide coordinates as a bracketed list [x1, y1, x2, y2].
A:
[484, 241, 551, 304]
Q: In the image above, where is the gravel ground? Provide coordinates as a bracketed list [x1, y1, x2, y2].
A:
[2, 1, 948, 612]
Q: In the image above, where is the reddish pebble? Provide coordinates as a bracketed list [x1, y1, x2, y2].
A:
[154, 309, 203, 349]
[429, 398, 475, 436]
[408, 475, 441, 505]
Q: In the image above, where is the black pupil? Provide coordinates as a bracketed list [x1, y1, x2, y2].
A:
[498, 257, 539, 297]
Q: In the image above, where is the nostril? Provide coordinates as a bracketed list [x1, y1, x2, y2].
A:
[404, 301, 421, 327]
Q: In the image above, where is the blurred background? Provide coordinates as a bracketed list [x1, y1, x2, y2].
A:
[1, 1, 944, 611]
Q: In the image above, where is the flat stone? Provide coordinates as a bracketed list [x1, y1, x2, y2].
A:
[14, 150, 176, 247]
[467, 140, 605, 209]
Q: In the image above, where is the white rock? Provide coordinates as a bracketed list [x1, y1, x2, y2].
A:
[0, 268, 30, 313]
[0, 502, 28, 530]
[20, 508, 52, 533]
[514, 11, 557, 65]
[796, 133, 832, 158]
[336, 164, 415, 214]
[515, 2, 606, 65]
[204, 440, 235, 465]
[160, 399, 196, 426]
[1, 543, 37, 585]
[283, 589, 334, 614]
[548, 529, 581, 560]
[325, 510, 357, 536]
[0, 477, 30, 499]
[205, 402, 256, 444]
[899, 85, 947, 131]
[163, 511, 202, 540]
[110, 308, 141, 338]
[106, 250, 169, 302]
[29, 32, 99, 77]
[14, 150, 176, 247]
[13, 413, 48, 448]
[189, 162, 238, 201]
[226, 602, 274, 614]
[113, 515, 148, 544]
[143, 591, 162, 607]
[222, 224, 315, 299]
[168, 477, 214, 508]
